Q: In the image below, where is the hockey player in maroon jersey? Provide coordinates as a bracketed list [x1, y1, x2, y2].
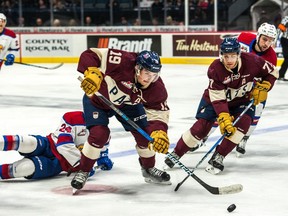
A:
[0, 111, 113, 180]
[199, 23, 278, 157]
[71, 49, 170, 190]
[165, 38, 278, 174]
[0, 13, 19, 70]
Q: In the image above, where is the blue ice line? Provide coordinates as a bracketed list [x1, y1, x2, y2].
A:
[109, 125, 288, 159]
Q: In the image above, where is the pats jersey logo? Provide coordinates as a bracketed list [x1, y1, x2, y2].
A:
[223, 76, 232, 84]
[121, 81, 133, 89]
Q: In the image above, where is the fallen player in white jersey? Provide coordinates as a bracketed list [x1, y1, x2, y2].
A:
[0, 111, 113, 180]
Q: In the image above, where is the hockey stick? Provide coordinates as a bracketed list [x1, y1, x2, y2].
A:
[1, 59, 64, 70]
[174, 100, 254, 192]
[77, 76, 243, 195]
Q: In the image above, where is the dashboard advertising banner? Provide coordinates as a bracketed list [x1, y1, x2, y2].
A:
[87, 35, 161, 55]
[21, 34, 74, 56]
[173, 35, 223, 57]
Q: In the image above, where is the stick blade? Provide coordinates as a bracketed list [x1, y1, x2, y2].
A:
[218, 184, 243, 195]
[174, 183, 181, 191]
[48, 63, 64, 70]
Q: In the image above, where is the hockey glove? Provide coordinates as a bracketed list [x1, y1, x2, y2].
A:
[250, 81, 271, 105]
[4, 54, 15, 66]
[97, 149, 113, 170]
[81, 67, 103, 96]
[149, 130, 169, 154]
[217, 112, 236, 136]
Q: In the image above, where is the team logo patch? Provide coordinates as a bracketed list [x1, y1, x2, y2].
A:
[93, 112, 99, 119]
[77, 129, 87, 136]
[223, 76, 232, 84]
[121, 81, 133, 89]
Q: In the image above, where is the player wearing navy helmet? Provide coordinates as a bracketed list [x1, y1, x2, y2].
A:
[71, 48, 170, 190]
[198, 23, 278, 157]
[165, 38, 278, 174]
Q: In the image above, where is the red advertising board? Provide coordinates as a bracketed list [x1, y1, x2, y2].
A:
[173, 35, 224, 57]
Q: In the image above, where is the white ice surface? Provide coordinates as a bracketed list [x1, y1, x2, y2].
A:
[0, 63, 287, 216]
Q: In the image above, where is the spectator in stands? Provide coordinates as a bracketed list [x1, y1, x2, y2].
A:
[53, 0, 66, 12]
[52, 19, 61, 27]
[189, 0, 199, 21]
[18, 17, 25, 27]
[206, 0, 215, 24]
[172, 0, 185, 23]
[106, 0, 120, 23]
[166, 16, 175, 25]
[151, 0, 164, 23]
[68, 18, 78, 26]
[38, 0, 48, 10]
[152, 17, 159, 26]
[190, 7, 204, 25]
[35, 17, 43, 26]
[1, 0, 16, 26]
[119, 16, 131, 26]
[134, 18, 141, 26]
[85, 16, 92, 26]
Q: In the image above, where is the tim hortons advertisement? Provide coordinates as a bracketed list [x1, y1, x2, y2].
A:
[87, 35, 161, 55]
[173, 35, 223, 57]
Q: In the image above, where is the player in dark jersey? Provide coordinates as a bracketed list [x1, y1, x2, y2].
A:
[164, 38, 278, 174]
[191, 23, 278, 157]
[0, 111, 113, 180]
[71, 49, 170, 190]
[277, 16, 288, 81]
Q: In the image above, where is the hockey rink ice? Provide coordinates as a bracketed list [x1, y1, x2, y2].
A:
[0, 63, 287, 216]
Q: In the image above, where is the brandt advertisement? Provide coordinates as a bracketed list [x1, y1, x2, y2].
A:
[87, 35, 161, 55]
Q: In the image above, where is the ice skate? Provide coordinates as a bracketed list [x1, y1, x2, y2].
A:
[277, 77, 288, 82]
[164, 151, 180, 169]
[205, 151, 224, 175]
[236, 136, 248, 157]
[141, 167, 171, 185]
[71, 170, 89, 191]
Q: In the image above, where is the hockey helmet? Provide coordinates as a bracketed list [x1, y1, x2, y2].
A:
[0, 13, 6, 21]
[220, 37, 241, 55]
[257, 22, 277, 41]
[136, 50, 162, 73]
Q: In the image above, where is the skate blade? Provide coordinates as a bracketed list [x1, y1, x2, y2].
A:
[72, 188, 80, 195]
[162, 164, 172, 171]
[144, 178, 172, 185]
[205, 165, 222, 175]
[236, 152, 243, 158]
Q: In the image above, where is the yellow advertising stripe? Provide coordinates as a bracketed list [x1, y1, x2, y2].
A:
[15, 57, 284, 66]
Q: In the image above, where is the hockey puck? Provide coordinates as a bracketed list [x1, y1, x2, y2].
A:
[227, 204, 236, 212]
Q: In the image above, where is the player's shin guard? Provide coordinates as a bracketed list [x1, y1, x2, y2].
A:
[0, 158, 35, 179]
